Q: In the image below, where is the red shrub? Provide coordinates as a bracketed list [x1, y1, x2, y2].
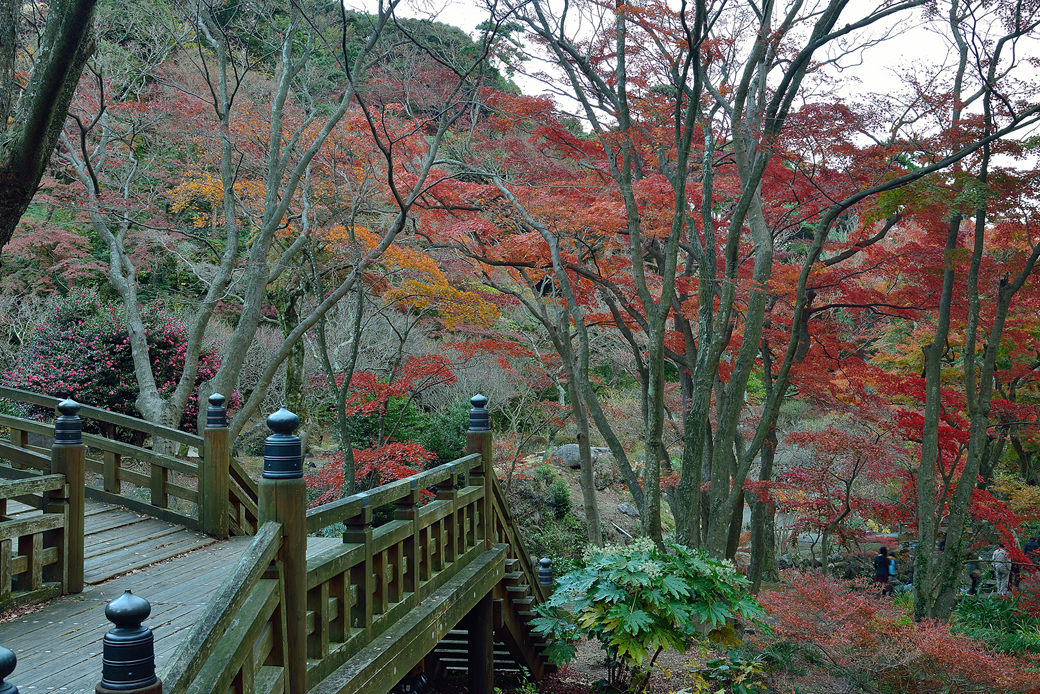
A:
[305, 442, 437, 507]
[758, 571, 1040, 693]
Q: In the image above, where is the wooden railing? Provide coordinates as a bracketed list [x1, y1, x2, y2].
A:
[163, 521, 286, 694]
[0, 386, 257, 538]
[302, 452, 486, 687]
[0, 474, 68, 609]
[161, 402, 551, 694]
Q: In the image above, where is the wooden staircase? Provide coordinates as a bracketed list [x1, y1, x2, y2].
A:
[429, 556, 555, 680]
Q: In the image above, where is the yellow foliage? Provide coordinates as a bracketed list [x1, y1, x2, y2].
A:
[992, 476, 1040, 523]
[325, 224, 500, 329]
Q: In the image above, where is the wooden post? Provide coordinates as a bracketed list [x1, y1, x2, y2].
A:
[436, 464, 459, 566]
[50, 399, 85, 594]
[466, 394, 494, 550]
[201, 393, 230, 539]
[465, 592, 494, 694]
[394, 481, 421, 604]
[258, 409, 307, 694]
[343, 498, 374, 637]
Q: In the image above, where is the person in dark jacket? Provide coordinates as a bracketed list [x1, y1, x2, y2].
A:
[1026, 537, 1039, 565]
[874, 546, 893, 597]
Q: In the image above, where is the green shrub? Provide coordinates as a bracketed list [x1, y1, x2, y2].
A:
[684, 651, 770, 694]
[415, 399, 468, 464]
[952, 594, 1040, 655]
[549, 478, 572, 519]
[532, 538, 764, 694]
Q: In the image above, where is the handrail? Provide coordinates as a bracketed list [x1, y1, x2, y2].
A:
[161, 521, 283, 693]
[305, 452, 482, 534]
[0, 439, 52, 472]
[0, 385, 203, 447]
[491, 474, 548, 604]
[0, 474, 65, 499]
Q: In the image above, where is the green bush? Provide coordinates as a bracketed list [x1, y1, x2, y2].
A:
[532, 538, 764, 694]
[415, 399, 468, 464]
[684, 651, 770, 694]
[952, 594, 1040, 655]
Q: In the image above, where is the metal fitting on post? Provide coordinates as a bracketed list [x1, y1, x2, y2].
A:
[0, 645, 17, 694]
[538, 557, 553, 589]
[54, 399, 82, 446]
[206, 393, 227, 429]
[96, 590, 160, 694]
[263, 408, 302, 479]
[468, 394, 489, 432]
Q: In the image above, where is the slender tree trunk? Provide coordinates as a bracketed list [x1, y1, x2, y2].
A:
[913, 215, 961, 621]
[749, 422, 777, 592]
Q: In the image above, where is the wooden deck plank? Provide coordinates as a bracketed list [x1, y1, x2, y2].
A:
[85, 534, 217, 584]
[2, 535, 253, 693]
[83, 521, 185, 559]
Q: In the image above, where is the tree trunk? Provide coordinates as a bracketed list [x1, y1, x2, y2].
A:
[0, 0, 98, 252]
[913, 215, 960, 621]
[749, 422, 777, 592]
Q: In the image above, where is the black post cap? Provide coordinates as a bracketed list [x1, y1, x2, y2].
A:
[54, 398, 82, 446]
[100, 590, 157, 691]
[206, 393, 227, 429]
[0, 645, 16, 694]
[538, 557, 553, 588]
[468, 394, 489, 432]
[263, 408, 302, 479]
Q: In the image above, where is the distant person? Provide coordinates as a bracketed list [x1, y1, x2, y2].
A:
[967, 554, 983, 595]
[1025, 536, 1039, 566]
[993, 543, 1012, 596]
[874, 546, 893, 597]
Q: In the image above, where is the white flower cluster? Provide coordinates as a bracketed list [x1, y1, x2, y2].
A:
[636, 559, 663, 579]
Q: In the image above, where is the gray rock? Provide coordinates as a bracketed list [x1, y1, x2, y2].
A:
[617, 502, 640, 517]
[550, 444, 583, 469]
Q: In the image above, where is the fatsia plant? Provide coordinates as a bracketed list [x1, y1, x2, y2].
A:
[531, 538, 763, 694]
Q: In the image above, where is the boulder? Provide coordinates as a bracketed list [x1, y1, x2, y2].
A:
[550, 444, 583, 469]
[550, 444, 612, 469]
[617, 502, 640, 517]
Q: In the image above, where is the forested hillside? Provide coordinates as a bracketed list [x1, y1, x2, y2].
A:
[3, 0, 1040, 691]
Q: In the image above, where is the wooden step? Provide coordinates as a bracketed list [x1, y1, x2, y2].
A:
[506, 585, 529, 598]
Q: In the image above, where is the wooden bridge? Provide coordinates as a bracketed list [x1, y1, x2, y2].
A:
[0, 388, 553, 694]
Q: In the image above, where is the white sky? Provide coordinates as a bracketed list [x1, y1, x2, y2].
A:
[348, 0, 958, 98]
[347, 0, 1040, 156]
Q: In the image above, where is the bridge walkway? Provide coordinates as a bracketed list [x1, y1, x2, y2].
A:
[1, 533, 340, 693]
[0, 391, 552, 694]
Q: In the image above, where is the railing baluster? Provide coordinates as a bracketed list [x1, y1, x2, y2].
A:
[149, 464, 168, 509]
[394, 481, 420, 603]
[436, 465, 459, 567]
[344, 497, 373, 638]
[308, 581, 331, 659]
[0, 540, 11, 603]
[103, 450, 122, 494]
